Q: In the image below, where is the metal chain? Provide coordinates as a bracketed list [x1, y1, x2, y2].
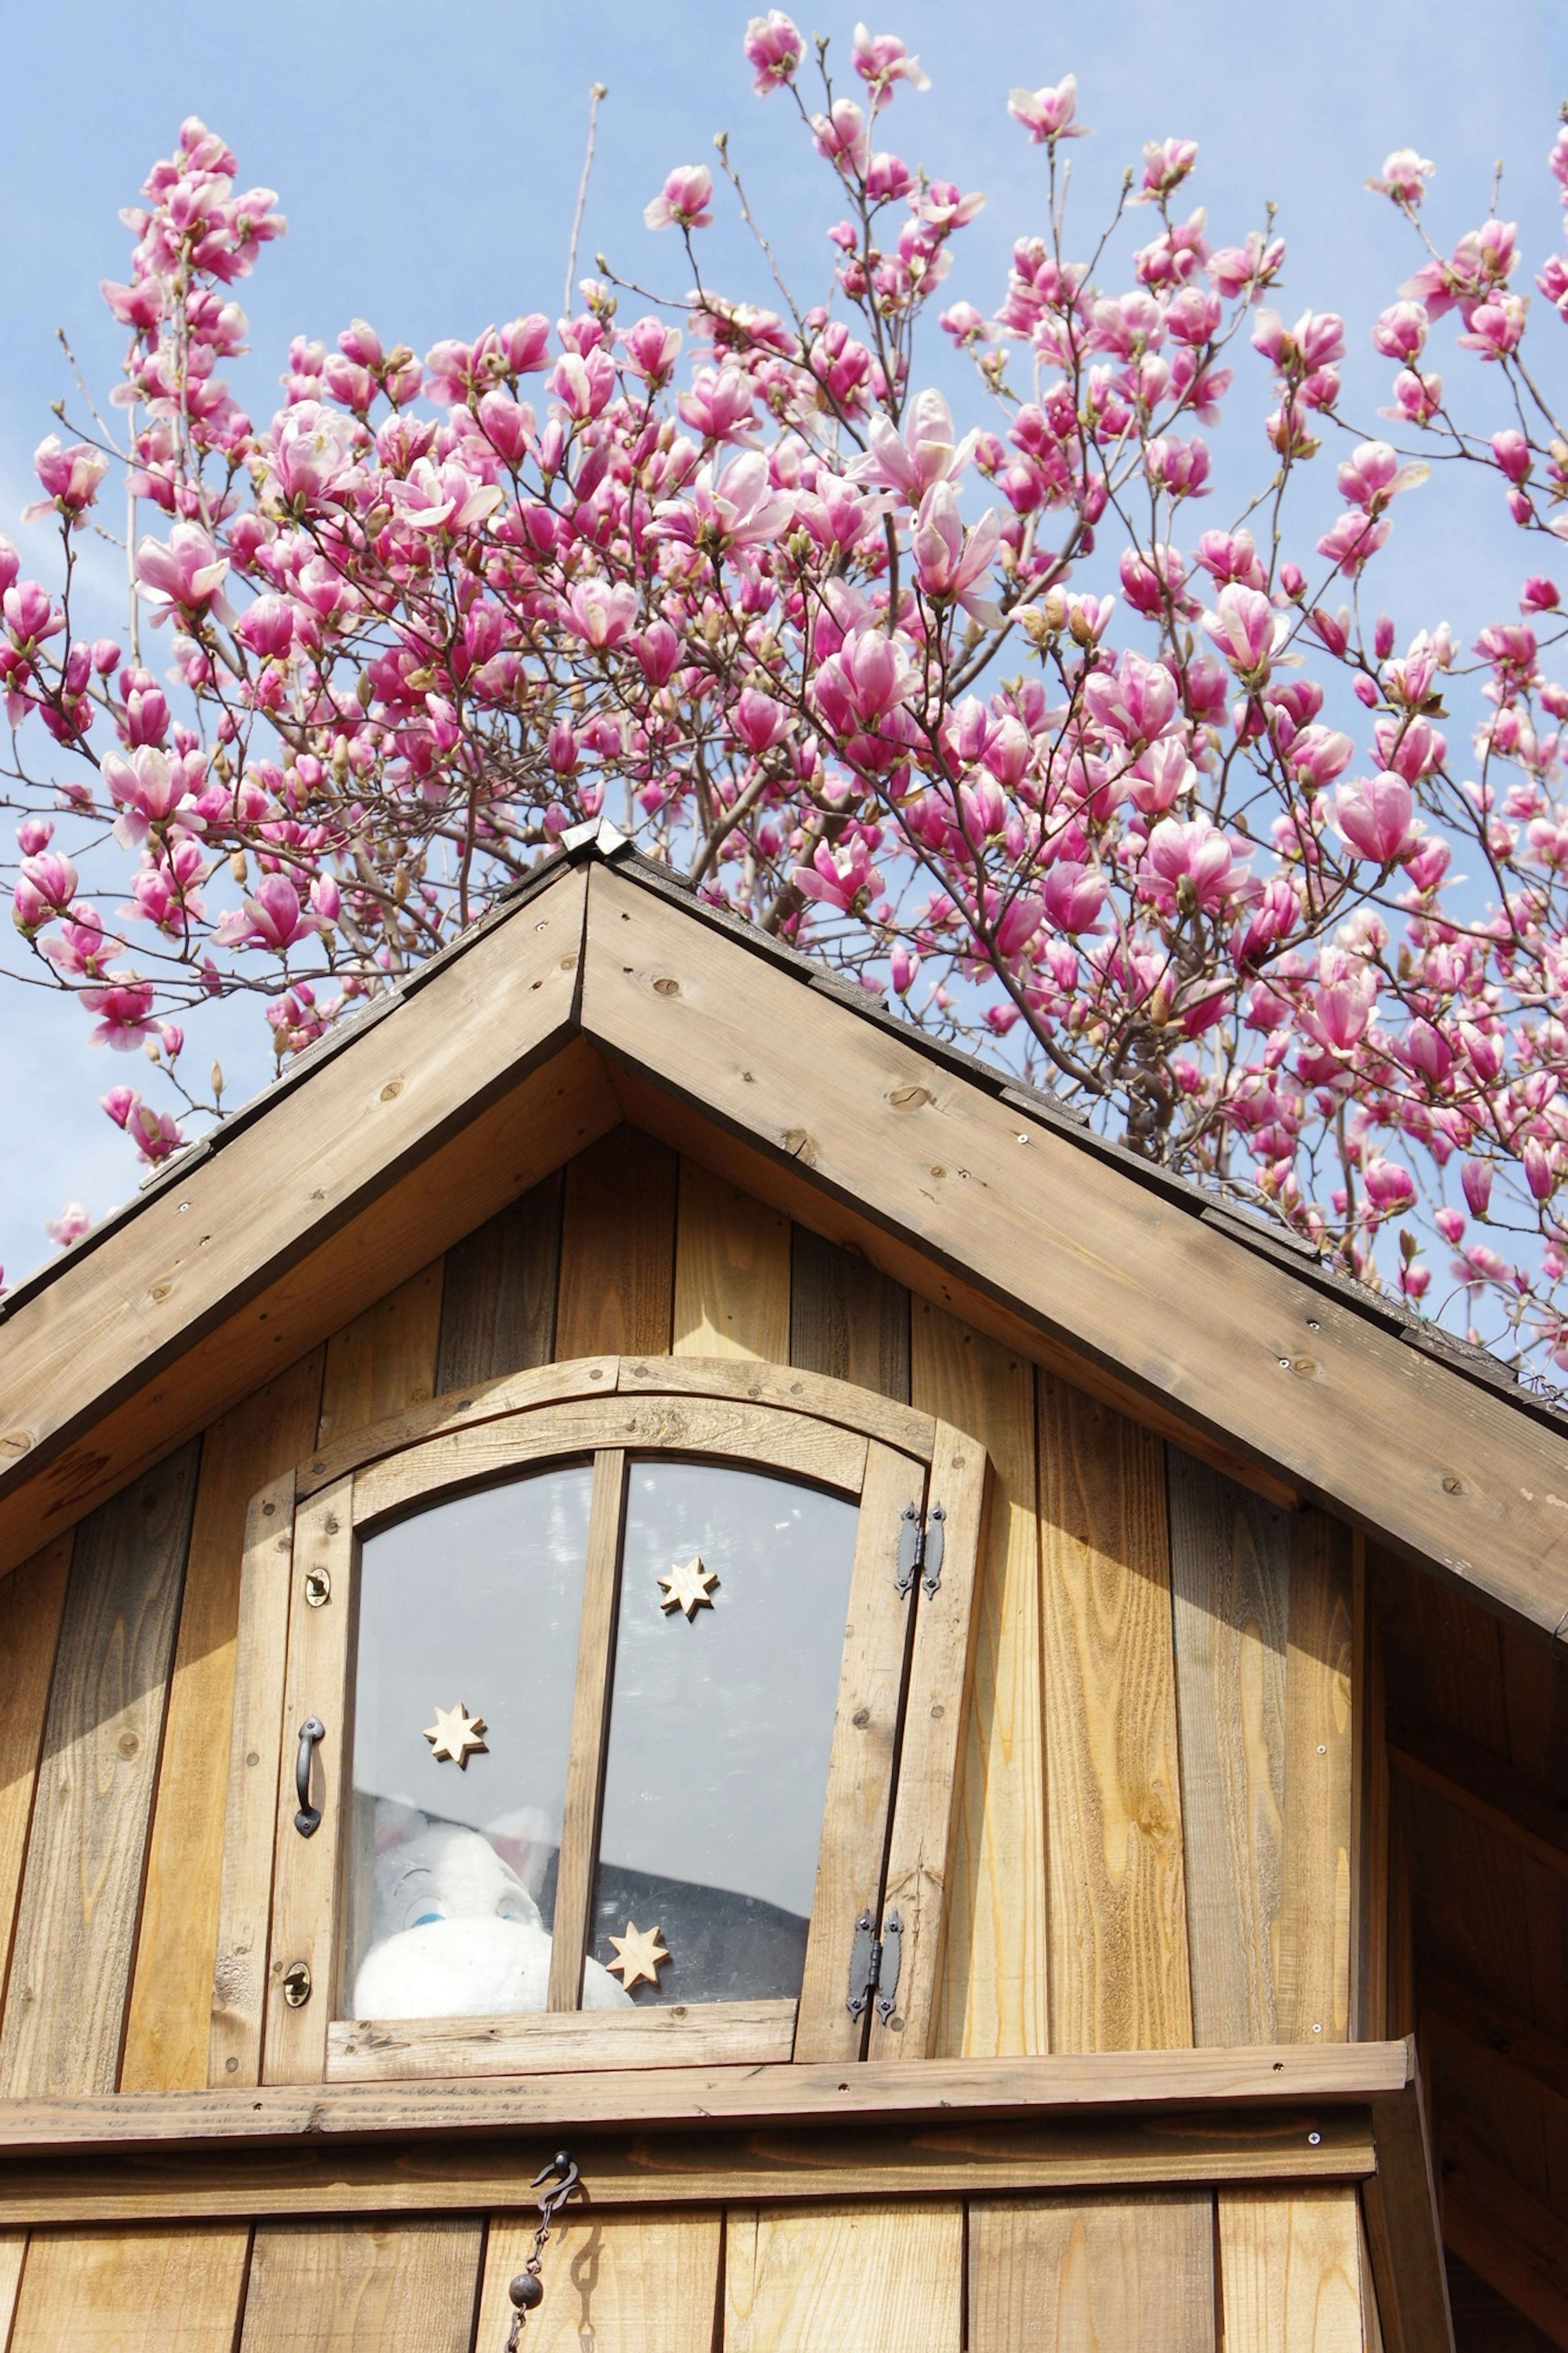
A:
[505, 2151, 580, 2342]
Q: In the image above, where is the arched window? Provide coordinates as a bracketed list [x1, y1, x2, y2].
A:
[212, 1360, 988, 2087]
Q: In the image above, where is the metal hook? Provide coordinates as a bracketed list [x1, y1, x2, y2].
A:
[530, 2149, 581, 2226]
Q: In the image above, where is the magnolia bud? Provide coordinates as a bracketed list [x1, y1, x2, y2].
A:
[212, 1062, 225, 1100]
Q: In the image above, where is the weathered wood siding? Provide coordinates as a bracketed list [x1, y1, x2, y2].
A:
[0, 1122, 1361, 2090]
[0, 1121, 1382, 2348]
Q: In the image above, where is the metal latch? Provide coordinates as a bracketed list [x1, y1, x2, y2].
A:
[894, 1501, 946, 1596]
[846, 1906, 904, 2023]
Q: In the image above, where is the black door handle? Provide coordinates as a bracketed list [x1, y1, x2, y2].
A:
[294, 1716, 325, 1836]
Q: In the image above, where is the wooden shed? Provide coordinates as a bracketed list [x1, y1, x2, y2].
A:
[0, 823, 1564, 2351]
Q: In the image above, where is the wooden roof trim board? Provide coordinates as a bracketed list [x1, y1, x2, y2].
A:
[1, 830, 1565, 1642]
[578, 859, 1568, 1640]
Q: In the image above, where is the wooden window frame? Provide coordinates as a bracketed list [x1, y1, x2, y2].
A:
[209, 1358, 988, 2091]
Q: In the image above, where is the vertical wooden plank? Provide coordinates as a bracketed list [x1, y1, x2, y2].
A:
[1278, 1512, 1355, 2045]
[911, 1306, 1047, 2061]
[0, 1441, 200, 2098]
[239, 2219, 482, 2353]
[1167, 1450, 1289, 2047]
[1039, 1377, 1193, 2053]
[968, 2192, 1216, 2351]
[724, 2201, 962, 2353]
[555, 1126, 677, 1359]
[0, 1541, 71, 2002]
[673, 1161, 790, 1361]
[315, 1262, 444, 1449]
[434, 1172, 562, 1393]
[869, 1421, 989, 2062]
[261, 1481, 356, 2085]
[209, 1472, 302, 2089]
[476, 2210, 722, 2353]
[0, 2235, 25, 2353]
[122, 1352, 325, 2094]
[547, 1450, 626, 2012]
[9, 2226, 251, 2353]
[1218, 2190, 1364, 2353]
[1352, 1534, 1390, 2045]
[795, 1441, 922, 2064]
[790, 1227, 911, 1403]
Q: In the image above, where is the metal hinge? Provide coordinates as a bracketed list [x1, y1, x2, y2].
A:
[846, 1906, 904, 2023]
[894, 1500, 946, 1596]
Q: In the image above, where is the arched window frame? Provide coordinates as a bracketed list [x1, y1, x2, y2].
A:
[211, 1358, 989, 2089]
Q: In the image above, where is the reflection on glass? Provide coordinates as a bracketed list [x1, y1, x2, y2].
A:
[592, 1462, 857, 2007]
[344, 1465, 626, 2020]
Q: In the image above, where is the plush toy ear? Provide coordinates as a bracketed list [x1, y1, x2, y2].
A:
[373, 1796, 428, 1855]
[483, 1805, 555, 1900]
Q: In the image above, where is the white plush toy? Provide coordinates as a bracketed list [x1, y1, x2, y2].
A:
[352, 1803, 632, 2020]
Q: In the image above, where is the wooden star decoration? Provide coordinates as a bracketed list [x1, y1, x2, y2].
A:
[658, 1553, 718, 1618]
[605, 1920, 670, 1991]
[422, 1700, 488, 1767]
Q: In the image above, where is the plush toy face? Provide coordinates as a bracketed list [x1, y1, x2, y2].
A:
[352, 1804, 631, 2022]
[371, 1817, 543, 1944]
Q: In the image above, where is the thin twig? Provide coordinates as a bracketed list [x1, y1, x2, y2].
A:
[564, 85, 608, 318]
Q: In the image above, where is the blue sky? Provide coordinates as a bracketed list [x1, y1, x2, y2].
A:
[1, 0, 1562, 1284]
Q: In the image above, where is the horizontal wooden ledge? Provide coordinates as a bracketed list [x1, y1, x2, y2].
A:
[0, 2112, 1377, 2226]
[0, 2040, 1416, 2156]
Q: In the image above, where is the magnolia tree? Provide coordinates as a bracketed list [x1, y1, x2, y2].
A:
[4, 21, 1568, 1378]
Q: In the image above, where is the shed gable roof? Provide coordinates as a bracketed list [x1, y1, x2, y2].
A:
[2, 827, 1565, 1642]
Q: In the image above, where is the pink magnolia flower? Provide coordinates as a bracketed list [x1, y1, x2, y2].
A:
[791, 835, 883, 913]
[1317, 508, 1390, 578]
[101, 747, 206, 850]
[731, 689, 788, 754]
[1136, 137, 1198, 202]
[1336, 441, 1428, 508]
[386, 457, 504, 534]
[811, 100, 871, 176]
[850, 387, 975, 500]
[23, 436, 109, 525]
[1366, 148, 1434, 206]
[1143, 815, 1245, 914]
[12, 852, 78, 933]
[852, 24, 929, 107]
[81, 979, 158, 1050]
[1457, 294, 1527, 361]
[134, 524, 235, 623]
[813, 625, 917, 732]
[644, 166, 713, 233]
[1202, 584, 1288, 680]
[45, 1201, 92, 1248]
[1462, 1158, 1494, 1218]
[1334, 773, 1420, 864]
[653, 451, 793, 551]
[1372, 302, 1428, 362]
[560, 578, 639, 651]
[911, 483, 1002, 622]
[1007, 76, 1084, 143]
[1042, 861, 1108, 932]
[1363, 1158, 1417, 1214]
[102, 1087, 181, 1164]
[212, 875, 325, 952]
[256, 401, 357, 514]
[744, 10, 804, 93]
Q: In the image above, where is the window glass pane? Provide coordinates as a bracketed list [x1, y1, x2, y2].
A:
[345, 1465, 631, 2020]
[591, 1461, 858, 2008]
